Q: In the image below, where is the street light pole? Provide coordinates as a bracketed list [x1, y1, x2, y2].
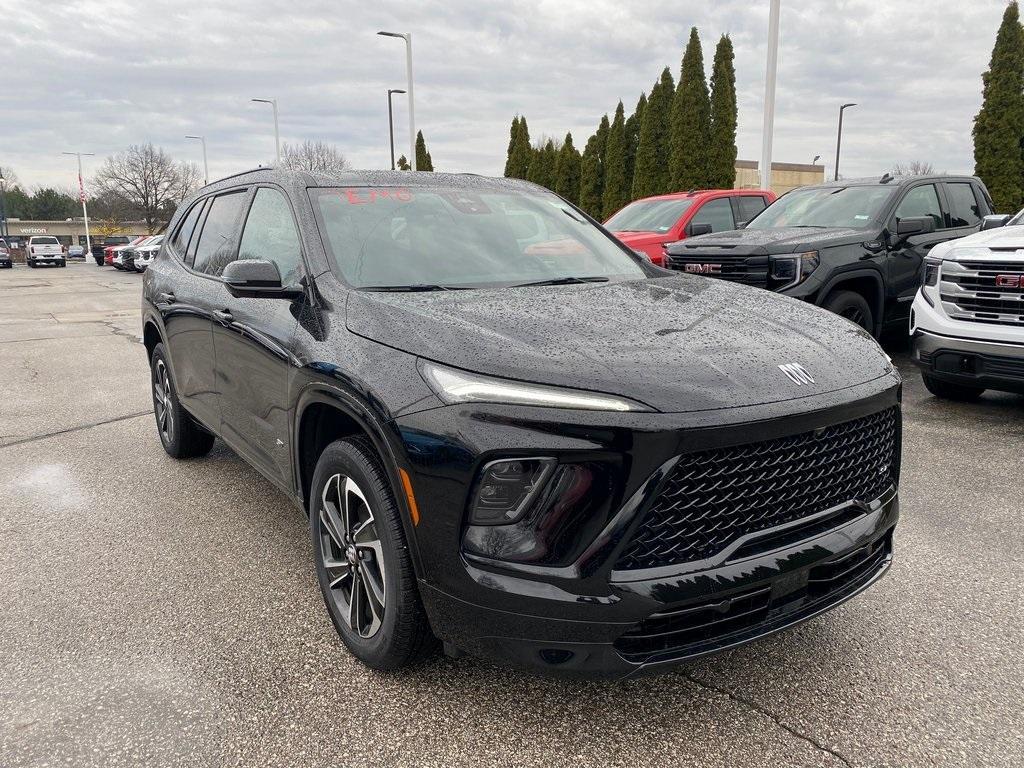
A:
[251, 98, 280, 164]
[0, 175, 7, 239]
[62, 151, 95, 258]
[387, 88, 406, 170]
[378, 31, 416, 171]
[760, 0, 781, 191]
[834, 103, 857, 181]
[186, 135, 209, 184]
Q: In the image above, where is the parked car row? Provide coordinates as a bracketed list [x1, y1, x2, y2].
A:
[0, 238, 11, 269]
[97, 235, 164, 272]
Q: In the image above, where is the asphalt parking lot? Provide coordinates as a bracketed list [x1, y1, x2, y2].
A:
[1, 263, 1022, 768]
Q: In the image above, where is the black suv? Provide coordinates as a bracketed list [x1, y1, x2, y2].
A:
[666, 175, 993, 337]
[142, 169, 901, 678]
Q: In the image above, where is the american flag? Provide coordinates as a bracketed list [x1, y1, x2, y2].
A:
[78, 173, 86, 203]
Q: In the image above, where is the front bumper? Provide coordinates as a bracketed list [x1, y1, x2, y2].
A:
[394, 374, 901, 678]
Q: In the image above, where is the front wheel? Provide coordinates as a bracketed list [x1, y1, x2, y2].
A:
[823, 290, 874, 335]
[922, 372, 985, 401]
[150, 343, 215, 459]
[310, 438, 434, 670]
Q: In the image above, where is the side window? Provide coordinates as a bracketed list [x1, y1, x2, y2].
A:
[192, 190, 248, 276]
[238, 188, 304, 285]
[170, 200, 205, 258]
[894, 184, 943, 230]
[946, 183, 982, 228]
[735, 196, 768, 224]
[690, 198, 736, 233]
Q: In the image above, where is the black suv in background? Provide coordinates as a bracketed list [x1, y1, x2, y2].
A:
[142, 169, 901, 678]
[666, 175, 994, 336]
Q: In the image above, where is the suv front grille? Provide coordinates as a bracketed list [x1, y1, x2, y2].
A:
[664, 252, 769, 288]
[940, 260, 1024, 327]
[614, 407, 900, 572]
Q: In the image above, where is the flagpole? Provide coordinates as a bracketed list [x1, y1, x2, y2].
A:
[63, 151, 95, 260]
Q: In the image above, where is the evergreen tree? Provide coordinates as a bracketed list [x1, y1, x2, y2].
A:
[396, 154, 411, 171]
[554, 132, 582, 204]
[595, 114, 610, 169]
[669, 27, 712, 190]
[708, 34, 738, 189]
[624, 93, 647, 197]
[603, 101, 629, 219]
[526, 139, 556, 189]
[504, 116, 521, 176]
[632, 68, 675, 198]
[506, 116, 533, 178]
[579, 131, 604, 219]
[542, 139, 559, 188]
[415, 130, 434, 171]
[974, 1, 1024, 212]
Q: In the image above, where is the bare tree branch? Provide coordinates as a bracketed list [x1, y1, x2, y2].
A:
[93, 144, 198, 232]
[279, 140, 349, 174]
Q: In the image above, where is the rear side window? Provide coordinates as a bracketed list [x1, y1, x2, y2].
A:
[690, 198, 736, 233]
[894, 184, 943, 230]
[192, 191, 248, 276]
[170, 200, 205, 257]
[31, 237, 59, 245]
[238, 188, 303, 285]
[735, 196, 768, 224]
[945, 183, 982, 228]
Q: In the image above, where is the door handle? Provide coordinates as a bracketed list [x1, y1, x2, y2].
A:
[159, 291, 176, 304]
[213, 309, 234, 323]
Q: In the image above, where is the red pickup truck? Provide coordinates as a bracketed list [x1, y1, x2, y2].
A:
[605, 189, 777, 266]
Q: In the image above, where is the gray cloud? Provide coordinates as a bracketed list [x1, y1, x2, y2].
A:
[0, 0, 1008, 189]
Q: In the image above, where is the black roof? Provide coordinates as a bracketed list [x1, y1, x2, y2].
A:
[200, 167, 542, 193]
[805, 173, 981, 189]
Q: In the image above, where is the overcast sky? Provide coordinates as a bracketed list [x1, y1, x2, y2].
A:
[1, 0, 1011, 192]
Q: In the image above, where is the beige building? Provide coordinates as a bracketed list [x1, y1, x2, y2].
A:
[735, 160, 825, 195]
[1, 218, 150, 252]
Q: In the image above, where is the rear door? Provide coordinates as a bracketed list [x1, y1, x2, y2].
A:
[732, 194, 770, 227]
[210, 185, 306, 487]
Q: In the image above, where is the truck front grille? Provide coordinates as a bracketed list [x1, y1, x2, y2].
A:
[940, 260, 1024, 327]
[664, 252, 769, 288]
[614, 407, 900, 572]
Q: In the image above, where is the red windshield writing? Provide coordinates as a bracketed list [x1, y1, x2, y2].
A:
[342, 188, 413, 205]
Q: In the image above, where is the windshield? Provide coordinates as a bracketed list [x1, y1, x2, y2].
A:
[746, 186, 895, 230]
[604, 198, 694, 233]
[312, 186, 647, 289]
[1007, 207, 1024, 226]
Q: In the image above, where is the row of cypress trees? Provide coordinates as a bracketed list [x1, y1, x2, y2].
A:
[974, 0, 1024, 213]
[504, 28, 738, 221]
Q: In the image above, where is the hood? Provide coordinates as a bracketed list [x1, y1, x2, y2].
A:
[671, 226, 868, 256]
[345, 276, 892, 414]
[613, 231, 671, 247]
[929, 224, 1024, 261]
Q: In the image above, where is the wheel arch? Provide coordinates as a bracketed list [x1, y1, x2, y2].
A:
[816, 269, 885, 337]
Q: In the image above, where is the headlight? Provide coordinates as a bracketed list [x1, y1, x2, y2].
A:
[419, 361, 653, 412]
[769, 251, 819, 289]
[923, 258, 940, 287]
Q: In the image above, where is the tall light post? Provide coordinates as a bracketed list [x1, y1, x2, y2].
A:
[0, 174, 8, 239]
[812, 154, 821, 166]
[378, 31, 416, 171]
[760, 0, 781, 191]
[387, 88, 406, 170]
[834, 103, 857, 181]
[62, 151, 95, 258]
[185, 135, 209, 184]
[251, 98, 281, 165]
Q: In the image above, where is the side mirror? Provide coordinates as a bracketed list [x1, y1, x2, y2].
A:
[687, 222, 713, 237]
[222, 259, 303, 299]
[895, 217, 935, 237]
[981, 214, 1011, 231]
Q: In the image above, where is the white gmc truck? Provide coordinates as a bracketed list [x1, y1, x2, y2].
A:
[911, 210, 1024, 400]
[26, 236, 66, 268]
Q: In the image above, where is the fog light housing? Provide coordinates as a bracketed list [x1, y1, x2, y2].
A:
[469, 457, 556, 525]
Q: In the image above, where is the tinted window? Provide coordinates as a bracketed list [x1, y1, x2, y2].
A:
[171, 200, 205, 257]
[946, 183, 981, 228]
[604, 198, 694, 233]
[312, 186, 645, 289]
[690, 198, 735, 233]
[31, 237, 59, 245]
[894, 184, 943, 230]
[747, 186, 894, 229]
[735, 196, 768, 224]
[238, 188, 303, 284]
[192, 191, 247, 276]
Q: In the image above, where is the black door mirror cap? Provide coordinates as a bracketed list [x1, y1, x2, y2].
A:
[687, 222, 714, 237]
[895, 216, 936, 237]
[981, 214, 1011, 231]
[222, 259, 304, 299]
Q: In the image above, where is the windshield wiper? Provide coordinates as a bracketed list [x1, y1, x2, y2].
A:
[512, 276, 610, 288]
[362, 284, 471, 292]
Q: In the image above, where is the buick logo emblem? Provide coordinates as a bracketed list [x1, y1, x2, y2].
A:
[778, 363, 815, 386]
[684, 263, 722, 274]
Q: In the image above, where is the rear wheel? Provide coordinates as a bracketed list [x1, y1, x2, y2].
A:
[310, 438, 434, 670]
[823, 290, 874, 335]
[150, 343, 215, 459]
[922, 372, 985, 401]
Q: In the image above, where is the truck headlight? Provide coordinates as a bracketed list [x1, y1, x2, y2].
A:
[769, 251, 819, 289]
[923, 258, 940, 287]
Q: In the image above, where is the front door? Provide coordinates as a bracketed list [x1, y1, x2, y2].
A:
[211, 186, 306, 488]
[887, 183, 948, 320]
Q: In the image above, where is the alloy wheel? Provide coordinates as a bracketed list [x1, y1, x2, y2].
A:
[841, 306, 866, 328]
[319, 474, 386, 638]
[153, 359, 174, 443]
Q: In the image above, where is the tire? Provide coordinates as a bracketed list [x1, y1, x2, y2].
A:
[823, 289, 874, 335]
[310, 438, 434, 670]
[28, 262, 35, 268]
[149, 343, 215, 459]
[922, 372, 985, 401]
